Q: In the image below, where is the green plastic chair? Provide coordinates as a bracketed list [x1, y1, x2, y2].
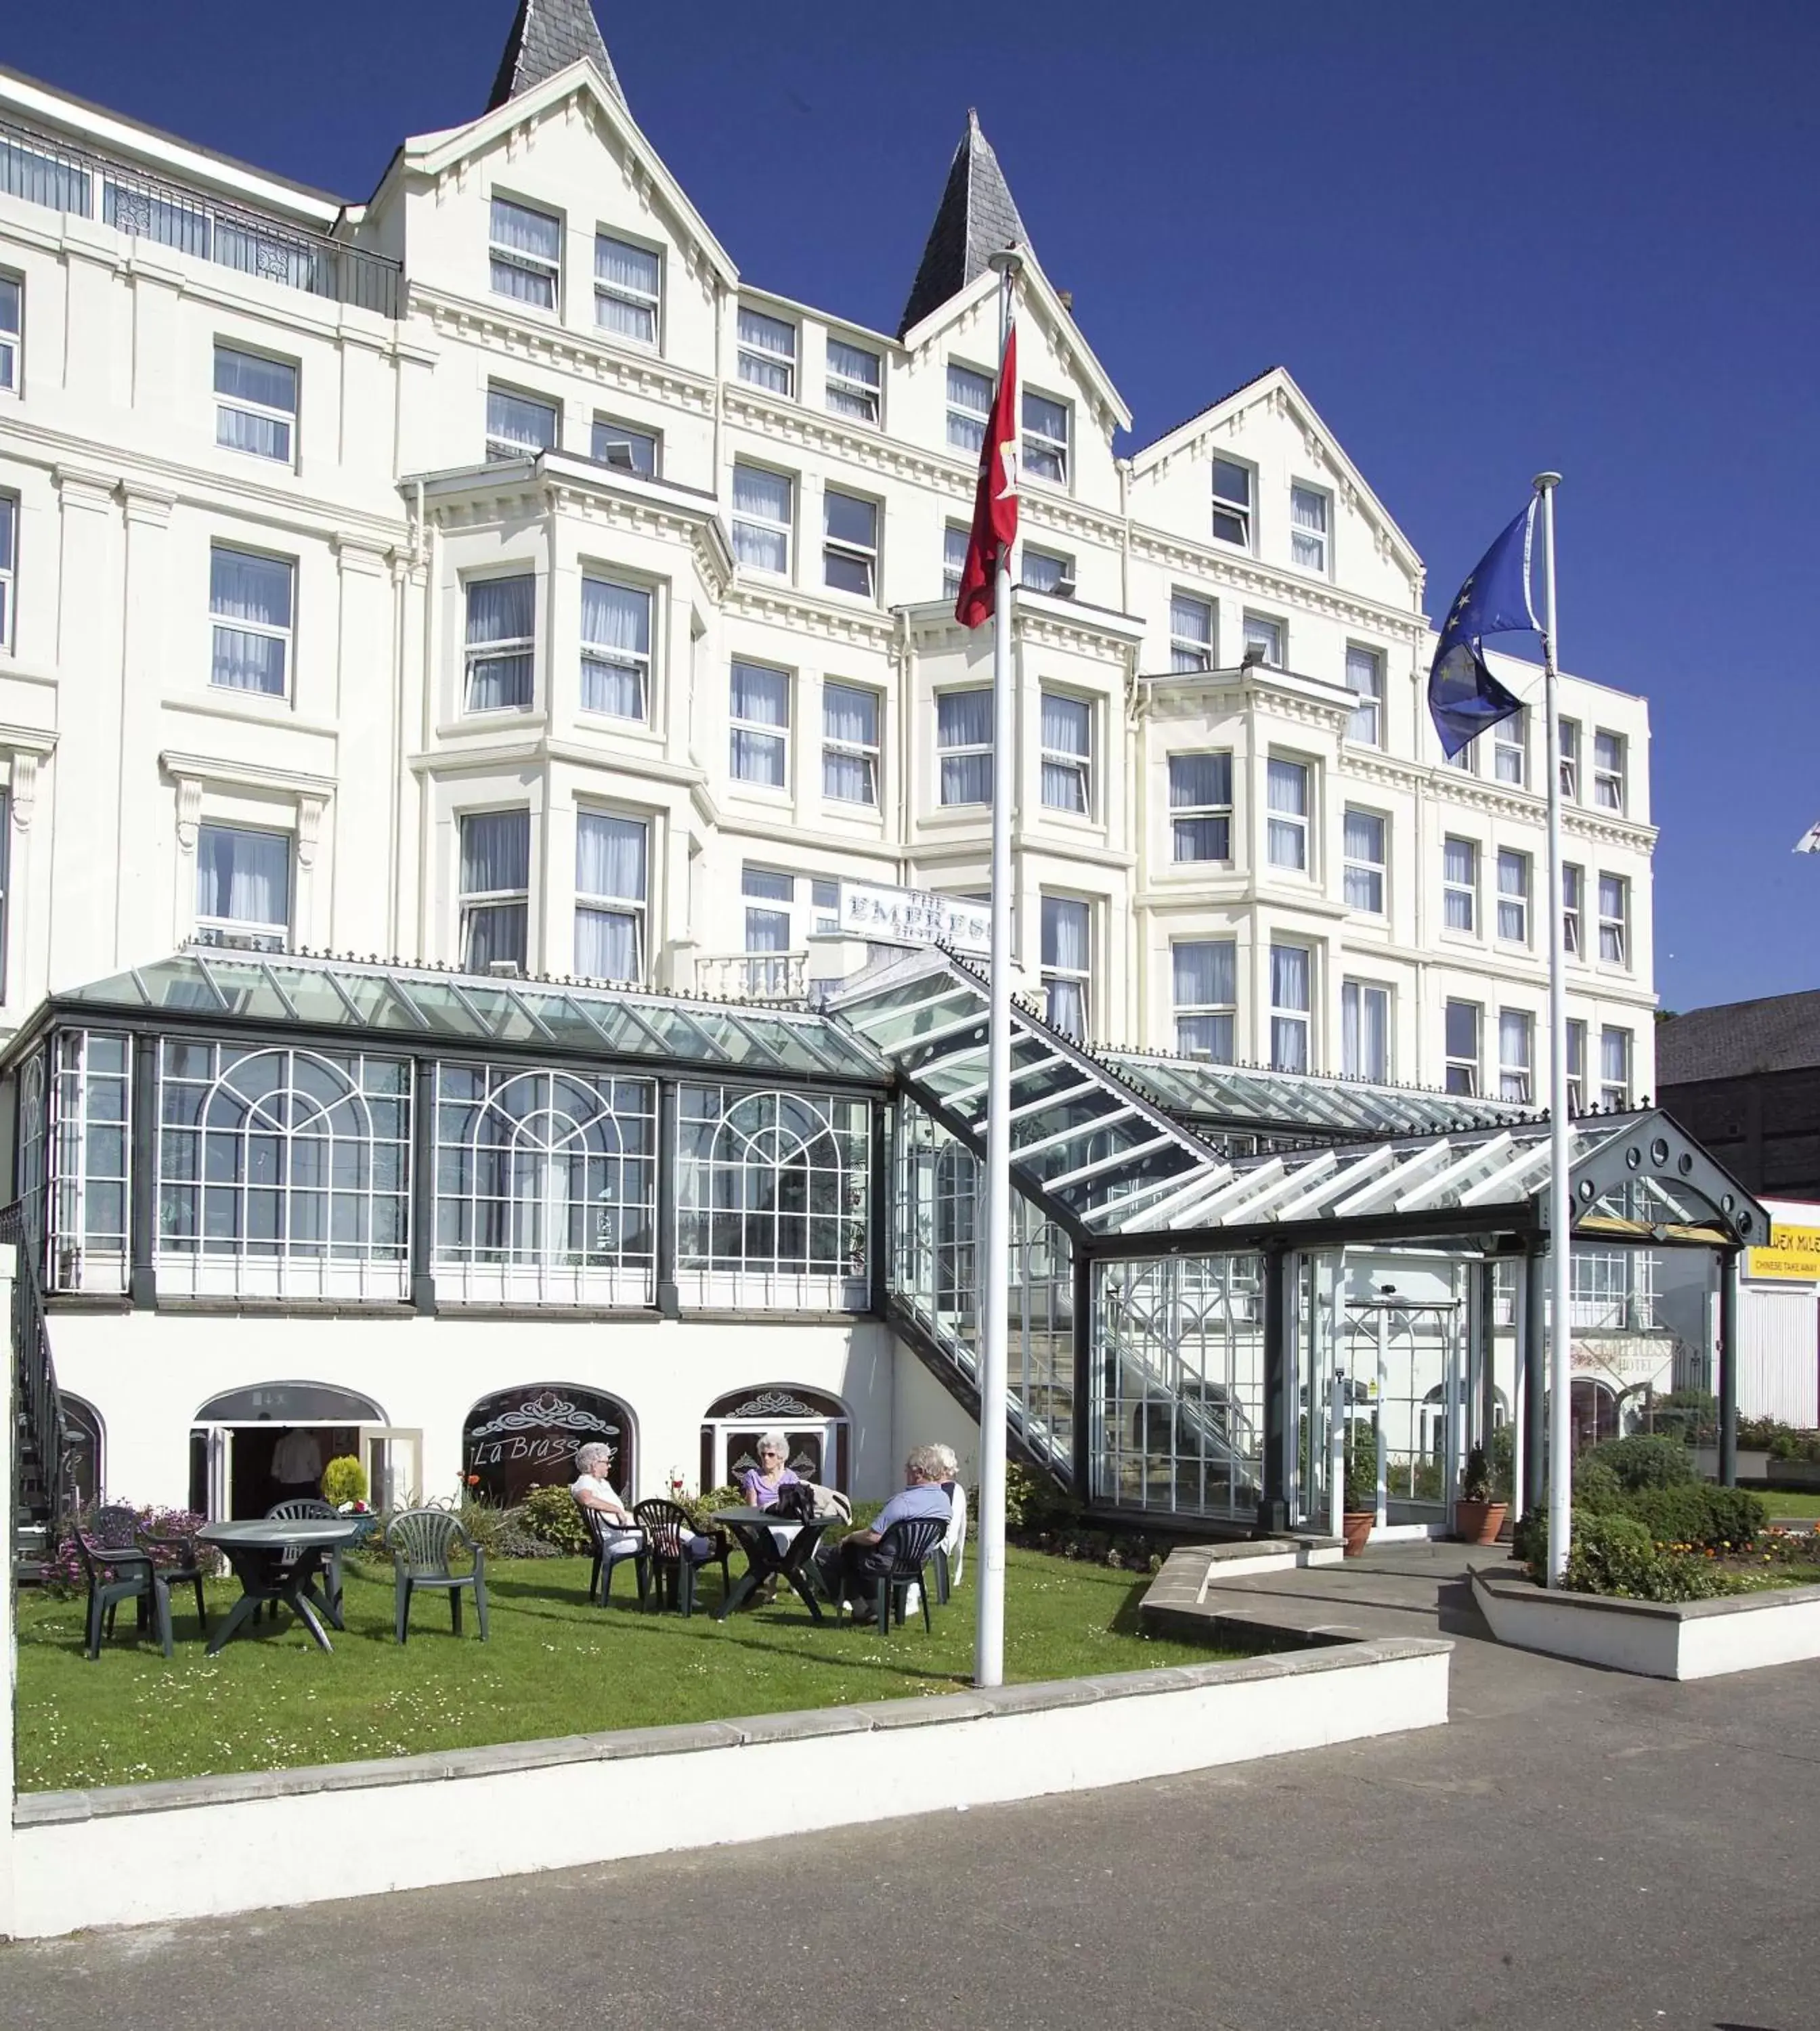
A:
[389, 1508, 488, 1643]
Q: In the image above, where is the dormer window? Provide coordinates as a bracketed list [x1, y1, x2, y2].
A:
[594, 234, 660, 345]
[1212, 458, 1252, 548]
[947, 364, 992, 454]
[737, 307, 796, 397]
[1022, 391, 1069, 485]
[1291, 485, 1328, 573]
[490, 197, 561, 311]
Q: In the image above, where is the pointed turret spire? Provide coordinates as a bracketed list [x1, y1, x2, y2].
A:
[487, 0, 623, 110]
[896, 109, 1032, 339]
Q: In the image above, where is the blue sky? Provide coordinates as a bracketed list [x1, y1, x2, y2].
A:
[7, 1, 1815, 1016]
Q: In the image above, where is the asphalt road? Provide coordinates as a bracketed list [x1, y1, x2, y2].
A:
[4, 1593, 1818, 2030]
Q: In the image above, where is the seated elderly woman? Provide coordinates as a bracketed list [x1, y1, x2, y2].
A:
[737, 1432, 800, 1511]
[812, 1444, 952, 1621]
[569, 1442, 643, 1558]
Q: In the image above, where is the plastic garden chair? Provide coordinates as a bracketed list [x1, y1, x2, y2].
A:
[854, 1515, 949, 1634]
[266, 1497, 340, 1622]
[632, 1498, 729, 1619]
[934, 1480, 968, 1604]
[389, 1508, 488, 1643]
[74, 1514, 173, 1660]
[578, 1501, 649, 1609]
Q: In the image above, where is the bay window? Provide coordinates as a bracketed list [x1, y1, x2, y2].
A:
[1040, 692, 1091, 813]
[1343, 980, 1389, 1083]
[937, 689, 992, 804]
[1266, 757, 1309, 871]
[1041, 896, 1091, 1039]
[459, 810, 529, 972]
[464, 576, 536, 713]
[1169, 753, 1231, 862]
[580, 577, 650, 720]
[575, 812, 647, 982]
[1173, 941, 1236, 1060]
[1270, 943, 1311, 1072]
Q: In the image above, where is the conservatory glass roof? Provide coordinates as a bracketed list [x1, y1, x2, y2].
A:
[43, 949, 888, 1083]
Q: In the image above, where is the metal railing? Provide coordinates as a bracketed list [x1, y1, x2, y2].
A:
[0, 114, 402, 318]
[1, 1199, 69, 1540]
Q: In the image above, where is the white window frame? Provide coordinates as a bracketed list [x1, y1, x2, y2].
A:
[1021, 389, 1070, 486]
[942, 523, 968, 603]
[209, 542, 295, 699]
[1170, 593, 1215, 672]
[1022, 546, 1073, 596]
[1269, 942, 1312, 1074]
[0, 490, 18, 653]
[1563, 862, 1584, 957]
[1342, 980, 1391, 1083]
[946, 362, 992, 454]
[1599, 1027, 1631, 1110]
[1345, 644, 1383, 745]
[1494, 707, 1528, 787]
[213, 342, 296, 466]
[1290, 483, 1329, 573]
[490, 196, 562, 311]
[1243, 611, 1284, 668]
[485, 383, 559, 462]
[1040, 691, 1093, 815]
[1598, 873, 1628, 965]
[822, 488, 879, 600]
[591, 415, 659, 477]
[579, 575, 651, 722]
[729, 659, 791, 789]
[592, 231, 660, 347]
[458, 808, 531, 974]
[731, 463, 794, 577]
[1443, 835, 1478, 934]
[1173, 940, 1237, 1060]
[821, 681, 880, 807]
[737, 305, 797, 397]
[936, 689, 992, 806]
[1558, 716, 1580, 800]
[1498, 1009, 1534, 1104]
[1266, 756, 1310, 872]
[1594, 729, 1626, 811]
[1444, 999, 1481, 1097]
[1211, 457, 1253, 549]
[0, 270, 18, 394]
[1496, 849, 1530, 944]
[1168, 752, 1232, 863]
[194, 821, 291, 952]
[1342, 807, 1386, 914]
[1040, 894, 1091, 1041]
[825, 338, 881, 424]
[1565, 1019, 1587, 1114]
[575, 810, 649, 984]
[462, 575, 536, 715]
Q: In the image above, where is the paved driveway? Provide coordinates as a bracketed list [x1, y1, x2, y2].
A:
[3, 1548, 1815, 2031]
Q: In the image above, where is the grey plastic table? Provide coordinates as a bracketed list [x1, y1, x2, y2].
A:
[710, 1506, 833, 1622]
[198, 1518, 370, 1655]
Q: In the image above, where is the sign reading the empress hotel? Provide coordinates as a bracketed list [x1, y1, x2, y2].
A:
[0, 1, 1672, 1533]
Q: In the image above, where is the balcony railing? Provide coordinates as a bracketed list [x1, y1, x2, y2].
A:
[693, 951, 808, 1004]
[0, 114, 402, 318]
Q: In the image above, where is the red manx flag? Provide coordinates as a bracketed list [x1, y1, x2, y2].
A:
[954, 325, 1020, 628]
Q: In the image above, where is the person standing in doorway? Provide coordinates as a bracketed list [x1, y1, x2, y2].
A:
[272, 1426, 324, 1502]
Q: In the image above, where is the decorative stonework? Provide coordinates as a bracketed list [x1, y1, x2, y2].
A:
[296, 797, 324, 871]
[9, 750, 39, 830]
[173, 774, 202, 853]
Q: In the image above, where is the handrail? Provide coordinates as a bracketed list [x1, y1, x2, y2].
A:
[0, 1198, 68, 1540]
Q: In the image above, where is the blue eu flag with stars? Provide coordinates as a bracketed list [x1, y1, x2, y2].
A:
[1428, 502, 1539, 759]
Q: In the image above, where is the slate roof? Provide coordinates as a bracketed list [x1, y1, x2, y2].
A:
[896, 109, 1031, 339]
[1656, 990, 1820, 1085]
[488, 0, 623, 109]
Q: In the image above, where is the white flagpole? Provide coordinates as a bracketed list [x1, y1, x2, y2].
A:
[1534, 471, 1573, 1586]
[976, 251, 1020, 1686]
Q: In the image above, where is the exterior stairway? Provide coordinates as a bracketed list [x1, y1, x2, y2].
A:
[4, 1201, 70, 1578]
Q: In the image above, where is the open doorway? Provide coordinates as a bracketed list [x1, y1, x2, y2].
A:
[188, 1382, 421, 1521]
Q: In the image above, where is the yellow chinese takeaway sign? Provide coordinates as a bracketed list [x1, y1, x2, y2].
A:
[1747, 1224, 1820, 1282]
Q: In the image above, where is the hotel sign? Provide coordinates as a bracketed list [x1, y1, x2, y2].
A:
[838, 879, 992, 956]
[1747, 1224, 1820, 1283]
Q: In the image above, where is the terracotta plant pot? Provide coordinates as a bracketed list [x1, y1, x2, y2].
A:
[1341, 1510, 1375, 1558]
[1454, 1498, 1508, 1547]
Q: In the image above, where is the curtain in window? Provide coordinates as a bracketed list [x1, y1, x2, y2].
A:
[1343, 983, 1387, 1083]
[1266, 758, 1307, 869]
[575, 907, 640, 981]
[487, 389, 557, 454]
[1500, 1009, 1531, 1078]
[1343, 808, 1381, 868]
[580, 579, 649, 718]
[730, 662, 789, 786]
[576, 812, 646, 905]
[745, 907, 792, 953]
[104, 179, 210, 257]
[213, 347, 296, 414]
[1173, 940, 1234, 1010]
[938, 691, 993, 804]
[594, 235, 658, 341]
[1041, 694, 1090, 812]
[1601, 1029, 1628, 1085]
[1270, 943, 1309, 1013]
[826, 341, 880, 419]
[1169, 753, 1230, 811]
[1171, 596, 1212, 649]
[1244, 615, 1282, 663]
[210, 548, 292, 695]
[490, 199, 559, 305]
[822, 683, 877, 804]
[1599, 876, 1626, 961]
[1041, 896, 1089, 971]
[1046, 979, 1085, 1041]
[196, 826, 289, 928]
[1443, 837, 1475, 930]
[0, 136, 91, 215]
[465, 577, 536, 712]
[1291, 487, 1326, 569]
[461, 810, 529, 894]
[731, 465, 790, 571]
[737, 308, 794, 391]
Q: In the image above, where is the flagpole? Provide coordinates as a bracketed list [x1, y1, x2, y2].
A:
[976, 250, 1020, 1687]
[1534, 471, 1572, 1586]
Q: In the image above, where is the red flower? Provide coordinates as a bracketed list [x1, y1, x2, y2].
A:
[466, 1473, 481, 1487]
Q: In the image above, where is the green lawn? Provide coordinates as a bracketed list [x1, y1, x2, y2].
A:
[14, 1546, 1238, 1793]
[1756, 1489, 1820, 1521]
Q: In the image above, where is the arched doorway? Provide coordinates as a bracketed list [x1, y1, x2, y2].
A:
[699, 1386, 850, 1495]
[188, 1381, 415, 1521]
[1571, 1377, 1620, 1454]
[463, 1384, 636, 1506]
[62, 1394, 104, 1511]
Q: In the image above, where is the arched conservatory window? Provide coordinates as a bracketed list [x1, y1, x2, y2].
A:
[156, 1041, 411, 1299]
[699, 1385, 851, 1494]
[676, 1085, 869, 1309]
[434, 1065, 656, 1304]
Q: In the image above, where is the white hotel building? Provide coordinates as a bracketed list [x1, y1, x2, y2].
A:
[0, 3, 1716, 1546]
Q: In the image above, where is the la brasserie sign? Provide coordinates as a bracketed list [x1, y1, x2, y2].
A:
[838, 879, 991, 956]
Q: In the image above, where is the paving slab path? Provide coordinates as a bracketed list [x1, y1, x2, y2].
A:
[4, 1543, 1817, 2031]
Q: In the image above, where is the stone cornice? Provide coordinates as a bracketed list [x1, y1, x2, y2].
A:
[1128, 521, 1427, 645]
[722, 577, 896, 650]
[412, 284, 718, 415]
[159, 749, 337, 800]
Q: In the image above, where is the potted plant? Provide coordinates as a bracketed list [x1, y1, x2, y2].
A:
[1341, 1421, 1379, 1558]
[1455, 1444, 1508, 1546]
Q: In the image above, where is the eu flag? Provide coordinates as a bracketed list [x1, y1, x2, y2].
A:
[1428, 502, 1539, 758]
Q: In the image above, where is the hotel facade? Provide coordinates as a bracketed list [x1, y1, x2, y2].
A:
[0, 3, 1714, 1546]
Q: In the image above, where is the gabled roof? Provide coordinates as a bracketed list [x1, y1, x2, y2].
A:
[1128, 364, 1422, 580]
[1658, 990, 1820, 1085]
[488, 0, 623, 109]
[897, 109, 1032, 340]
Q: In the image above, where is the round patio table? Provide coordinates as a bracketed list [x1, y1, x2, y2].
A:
[198, 1519, 370, 1656]
[710, 1507, 833, 1623]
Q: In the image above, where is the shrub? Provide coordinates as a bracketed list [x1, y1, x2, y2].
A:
[677, 1485, 743, 1533]
[1003, 1461, 1078, 1532]
[321, 1456, 368, 1509]
[1511, 1506, 1548, 1571]
[44, 1502, 222, 1594]
[1737, 1415, 1788, 1451]
[1620, 1481, 1767, 1552]
[1461, 1445, 1493, 1504]
[1768, 1428, 1820, 1464]
[1572, 1454, 1624, 1514]
[519, 1483, 590, 1555]
[1651, 1390, 1717, 1445]
[1562, 1514, 1739, 1603]
[1487, 1422, 1515, 1501]
[1588, 1435, 1695, 1493]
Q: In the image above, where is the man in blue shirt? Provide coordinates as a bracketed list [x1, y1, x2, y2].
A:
[816, 1445, 952, 1619]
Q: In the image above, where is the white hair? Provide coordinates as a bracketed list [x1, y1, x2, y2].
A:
[932, 1443, 959, 1479]
[574, 1441, 614, 1478]
[756, 1431, 789, 1460]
